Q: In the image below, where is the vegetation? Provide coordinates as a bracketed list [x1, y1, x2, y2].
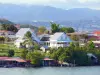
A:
[0, 36, 5, 43]
[20, 24, 38, 32]
[26, 51, 44, 65]
[8, 50, 14, 57]
[0, 22, 99, 66]
[0, 40, 100, 66]
[48, 42, 99, 66]
[70, 34, 79, 41]
[1, 24, 18, 32]
[51, 22, 75, 33]
[60, 27, 75, 33]
[38, 26, 46, 34]
[51, 22, 60, 33]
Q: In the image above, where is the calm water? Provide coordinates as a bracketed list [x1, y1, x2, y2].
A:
[0, 66, 100, 75]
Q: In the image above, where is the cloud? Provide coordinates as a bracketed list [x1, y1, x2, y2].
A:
[0, 0, 100, 9]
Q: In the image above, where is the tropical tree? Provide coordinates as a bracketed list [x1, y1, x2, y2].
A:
[60, 27, 75, 33]
[38, 26, 46, 34]
[0, 36, 5, 43]
[66, 27, 75, 33]
[23, 31, 34, 48]
[25, 31, 32, 39]
[70, 34, 79, 41]
[87, 41, 95, 50]
[26, 51, 44, 65]
[51, 22, 60, 33]
[1, 24, 18, 32]
[8, 50, 14, 57]
[20, 49, 28, 59]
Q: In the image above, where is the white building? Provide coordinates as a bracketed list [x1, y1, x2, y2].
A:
[15, 28, 40, 48]
[40, 32, 72, 48]
[0, 30, 15, 37]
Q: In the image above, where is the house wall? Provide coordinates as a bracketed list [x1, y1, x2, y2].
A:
[50, 42, 70, 48]
[14, 42, 20, 48]
[15, 29, 40, 48]
[49, 33, 71, 48]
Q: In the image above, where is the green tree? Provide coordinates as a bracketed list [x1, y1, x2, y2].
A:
[59, 53, 68, 63]
[24, 31, 34, 49]
[1, 24, 18, 32]
[70, 34, 79, 41]
[60, 27, 75, 33]
[25, 31, 32, 39]
[34, 43, 40, 50]
[26, 51, 44, 65]
[70, 48, 91, 66]
[38, 26, 46, 34]
[87, 41, 95, 50]
[0, 36, 5, 43]
[8, 50, 14, 57]
[20, 49, 28, 59]
[67, 27, 75, 33]
[51, 22, 60, 33]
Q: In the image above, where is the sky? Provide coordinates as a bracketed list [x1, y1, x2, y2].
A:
[0, 0, 100, 9]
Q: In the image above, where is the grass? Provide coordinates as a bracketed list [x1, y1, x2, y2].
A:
[0, 44, 22, 57]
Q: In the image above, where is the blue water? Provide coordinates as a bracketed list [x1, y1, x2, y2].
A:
[0, 66, 100, 75]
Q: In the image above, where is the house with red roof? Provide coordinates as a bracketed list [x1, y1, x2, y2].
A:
[94, 31, 100, 36]
[89, 31, 100, 48]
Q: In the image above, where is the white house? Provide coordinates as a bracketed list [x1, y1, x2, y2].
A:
[0, 30, 15, 38]
[49, 32, 72, 48]
[15, 28, 40, 48]
[40, 32, 72, 48]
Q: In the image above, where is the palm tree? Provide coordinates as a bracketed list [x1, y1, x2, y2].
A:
[23, 31, 34, 48]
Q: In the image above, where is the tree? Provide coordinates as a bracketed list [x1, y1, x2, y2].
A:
[59, 53, 68, 63]
[70, 34, 79, 41]
[1, 24, 18, 32]
[60, 27, 75, 33]
[20, 49, 28, 59]
[25, 31, 32, 39]
[8, 50, 14, 57]
[26, 51, 44, 65]
[69, 48, 91, 66]
[87, 41, 95, 50]
[66, 27, 75, 33]
[38, 26, 46, 34]
[34, 43, 40, 50]
[0, 36, 5, 43]
[24, 31, 34, 49]
[51, 22, 60, 33]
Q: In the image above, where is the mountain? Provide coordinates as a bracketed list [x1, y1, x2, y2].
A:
[0, 19, 14, 25]
[0, 3, 100, 22]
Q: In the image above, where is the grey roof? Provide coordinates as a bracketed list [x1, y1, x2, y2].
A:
[16, 28, 32, 38]
[50, 32, 64, 40]
[38, 34, 50, 41]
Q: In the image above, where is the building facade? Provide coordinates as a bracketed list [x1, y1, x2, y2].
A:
[40, 32, 72, 48]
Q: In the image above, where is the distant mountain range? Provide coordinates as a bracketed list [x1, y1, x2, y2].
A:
[0, 3, 100, 22]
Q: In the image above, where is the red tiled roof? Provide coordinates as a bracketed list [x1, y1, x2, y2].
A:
[94, 31, 100, 35]
[0, 30, 8, 33]
[0, 57, 9, 60]
[5, 58, 26, 62]
[43, 58, 54, 61]
[0, 57, 26, 62]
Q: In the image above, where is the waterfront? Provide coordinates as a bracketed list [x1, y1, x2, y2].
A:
[0, 66, 100, 75]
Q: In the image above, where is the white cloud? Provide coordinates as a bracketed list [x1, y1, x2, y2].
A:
[0, 0, 100, 9]
[0, 0, 67, 4]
